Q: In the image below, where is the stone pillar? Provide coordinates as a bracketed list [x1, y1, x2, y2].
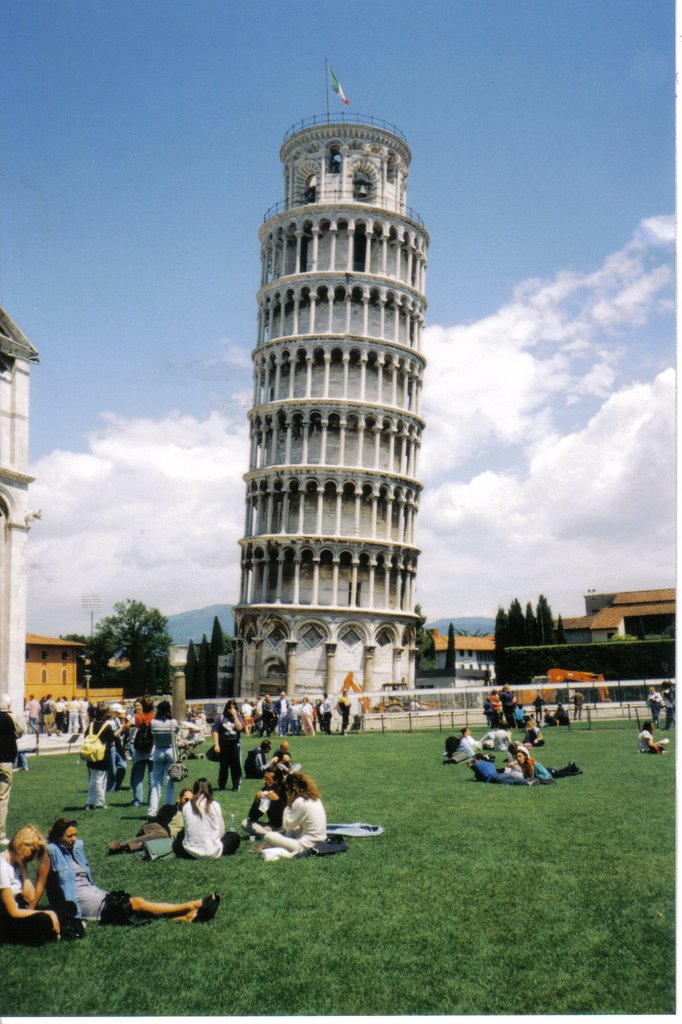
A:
[392, 646, 404, 686]
[325, 642, 337, 694]
[172, 668, 186, 725]
[363, 645, 376, 690]
[285, 640, 298, 696]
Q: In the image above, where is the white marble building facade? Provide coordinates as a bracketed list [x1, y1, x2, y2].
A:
[233, 116, 429, 697]
[0, 309, 39, 715]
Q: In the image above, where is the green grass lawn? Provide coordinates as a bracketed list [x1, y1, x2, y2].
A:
[1, 723, 675, 1016]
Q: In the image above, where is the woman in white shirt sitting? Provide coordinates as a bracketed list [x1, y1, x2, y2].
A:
[0, 825, 60, 945]
[261, 772, 327, 861]
[177, 778, 240, 858]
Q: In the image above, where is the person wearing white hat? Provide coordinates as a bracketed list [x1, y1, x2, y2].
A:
[0, 695, 21, 846]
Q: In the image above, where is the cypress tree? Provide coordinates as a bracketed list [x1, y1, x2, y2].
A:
[185, 640, 198, 697]
[556, 615, 567, 645]
[494, 606, 509, 681]
[210, 616, 226, 695]
[508, 598, 526, 647]
[536, 594, 555, 645]
[197, 634, 210, 696]
[524, 601, 538, 646]
[445, 623, 455, 672]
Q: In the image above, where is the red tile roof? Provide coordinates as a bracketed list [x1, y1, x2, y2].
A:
[26, 633, 85, 647]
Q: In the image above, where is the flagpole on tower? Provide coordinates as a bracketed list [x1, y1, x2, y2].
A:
[325, 58, 330, 118]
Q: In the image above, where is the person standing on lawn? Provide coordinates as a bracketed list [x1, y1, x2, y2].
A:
[646, 687, 664, 727]
[500, 685, 516, 729]
[662, 687, 675, 730]
[212, 700, 244, 792]
[84, 703, 116, 810]
[130, 697, 155, 807]
[337, 692, 351, 735]
[300, 697, 315, 736]
[0, 694, 21, 846]
[148, 700, 180, 818]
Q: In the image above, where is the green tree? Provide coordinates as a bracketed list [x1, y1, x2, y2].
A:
[494, 606, 509, 682]
[536, 594, 555, 645]
[555, 614, 567, 645]
[197, 634, 211, 696]
[444, 623, 455, 673]
[185, 639, 198, 698]
[414, 604, 435, 668]
[209, 616, 226, 696]
[508, 598, 526, 647]
[524, 602, 538, 646]
[94, 599, 172, 695]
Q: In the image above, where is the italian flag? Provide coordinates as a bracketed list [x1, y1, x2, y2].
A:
[329, 66, 350, 106]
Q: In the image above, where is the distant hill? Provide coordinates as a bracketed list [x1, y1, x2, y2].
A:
[167, 604, 234, 644]
[427, 617, 496, 636]
[166, 606, 494, 644]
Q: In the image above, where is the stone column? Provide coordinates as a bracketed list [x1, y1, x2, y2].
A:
[285, 640, 298, 696]
[392, 646, 404, 686]
[363, 645, 376, 690]
[172, 668, 186, 725]
[325, 642, 337, 694]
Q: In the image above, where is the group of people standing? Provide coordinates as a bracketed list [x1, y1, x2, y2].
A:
[240, 691, 353, 738]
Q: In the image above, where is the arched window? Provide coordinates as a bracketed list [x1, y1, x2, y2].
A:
[304, 174, 317, 203]
[386, 156, 396, 183]
[329, 146, 342, 174]
[353, 171, 372, 202]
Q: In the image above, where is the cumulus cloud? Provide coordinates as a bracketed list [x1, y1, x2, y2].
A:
[25, 217, 675, 633]
[420, 215, 674, 477]
[417, 368, 675, 619]
[27, 411, 250, 634]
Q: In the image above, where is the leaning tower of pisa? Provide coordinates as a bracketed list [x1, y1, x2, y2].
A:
[232, 114, 428, 698]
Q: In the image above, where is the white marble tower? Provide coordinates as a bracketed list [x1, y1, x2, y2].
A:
[233, 115, 428, 697]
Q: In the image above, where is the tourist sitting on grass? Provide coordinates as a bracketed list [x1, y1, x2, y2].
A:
[175, 778, 240, 858]
[242, 767, 286, 836]
[523, 717, 545, 747]
[259, 771, 327, 861]
[0, 825, 61, 945]
[108, 787, 193, 854]
[457, 727, 482, 759]
[267, 740, 301, 777]
[33, 818, 220, 924]
[469, 753, 537, 786]
[555, 704, 570, 727]
[244, 739, 273, 778]
[637, 720, 669, 755]
[479, 727, 511, 751]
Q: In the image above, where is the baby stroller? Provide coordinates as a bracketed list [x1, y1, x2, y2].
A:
[176, 723, 206, 761]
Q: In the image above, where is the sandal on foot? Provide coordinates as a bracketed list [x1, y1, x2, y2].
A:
[194, 892, 220, 923]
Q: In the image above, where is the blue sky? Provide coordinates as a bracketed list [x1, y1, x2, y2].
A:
[1, 0, 675, 635]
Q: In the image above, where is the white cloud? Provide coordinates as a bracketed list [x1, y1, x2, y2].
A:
[27, 411, 250, 634]
[25, 218, 675, 633]
[420, 216, 674, 478]
[417, 369, 675, 619]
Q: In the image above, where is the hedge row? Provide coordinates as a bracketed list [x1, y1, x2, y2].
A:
[502, 639, 675, 684]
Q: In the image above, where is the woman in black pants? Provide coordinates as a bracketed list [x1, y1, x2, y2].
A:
[0, 825, 60, 945]
[211, 700, 244, 791]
